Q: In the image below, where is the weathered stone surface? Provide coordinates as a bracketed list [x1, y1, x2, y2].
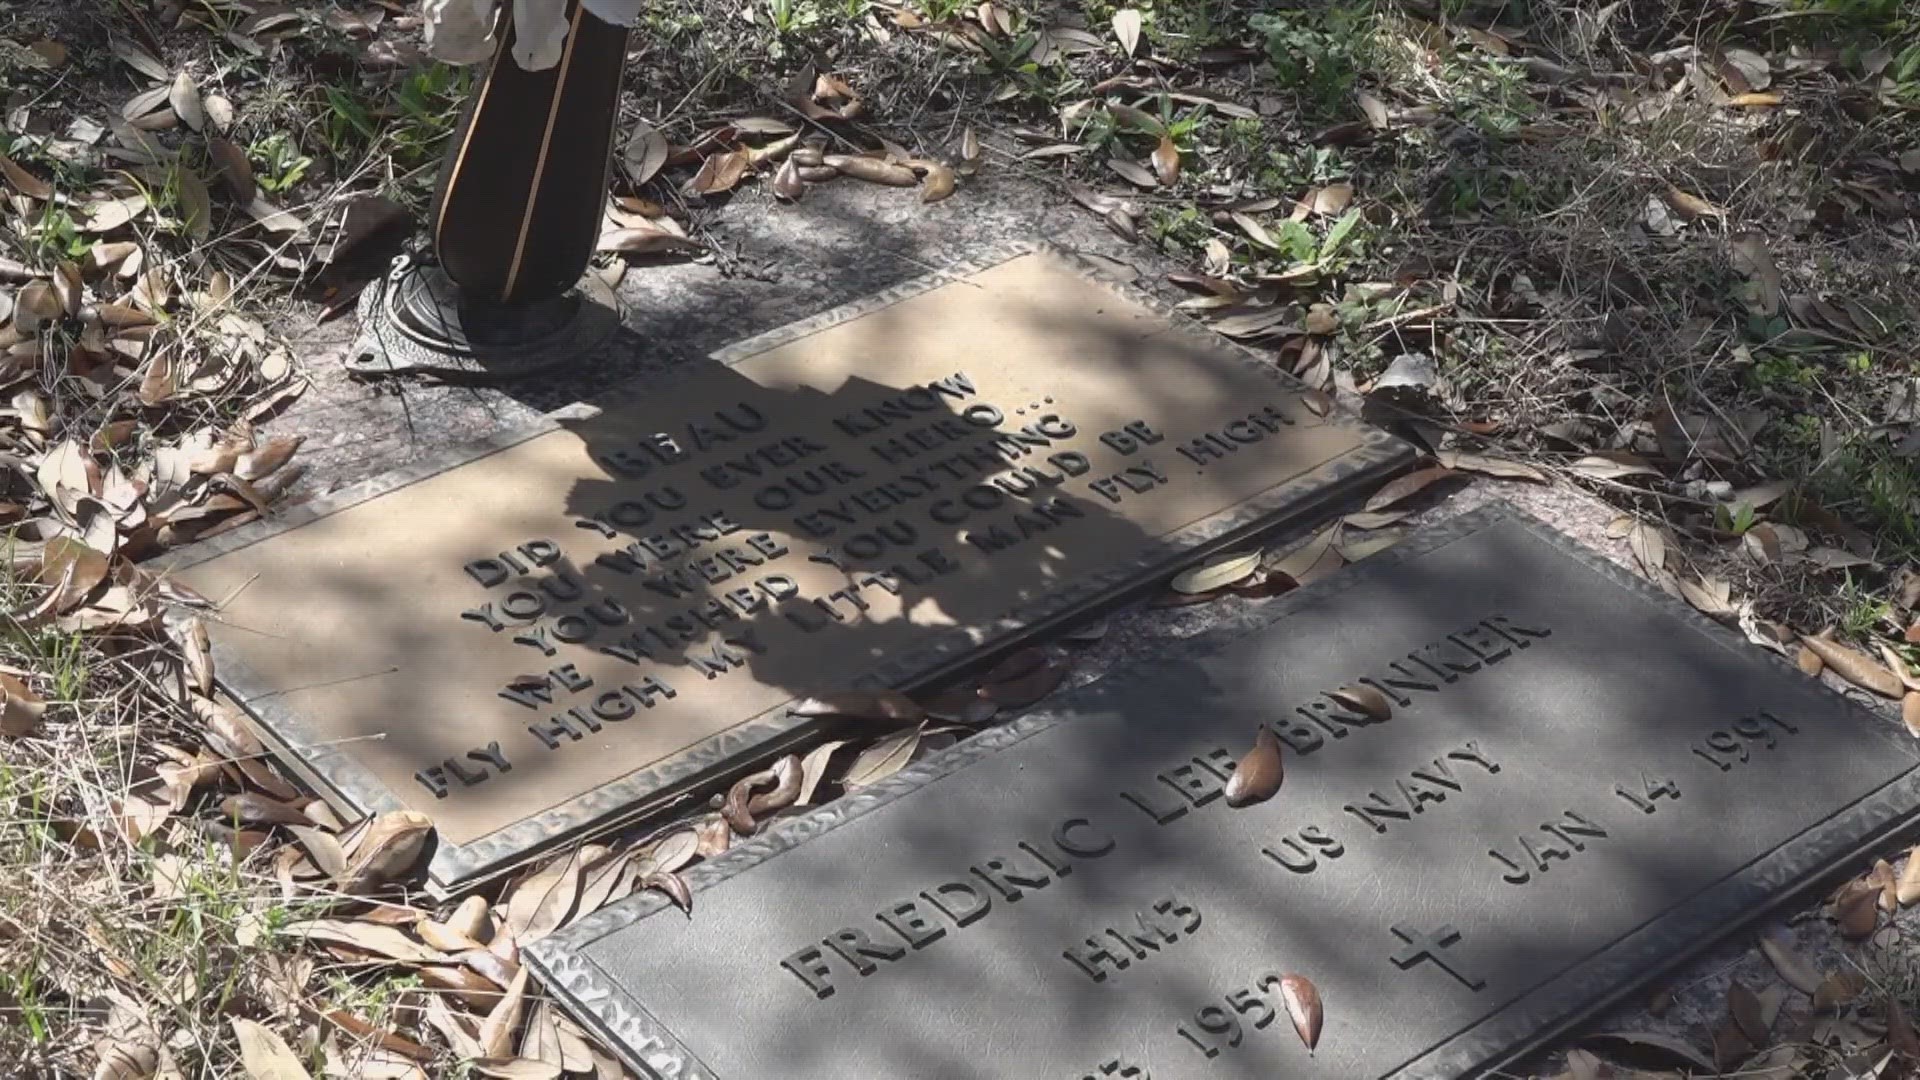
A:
[173, 248, 1405, 891]
[529, 505, 1920, 1080]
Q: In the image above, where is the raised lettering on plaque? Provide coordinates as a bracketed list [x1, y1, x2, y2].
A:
[174, 249, 1407, 890]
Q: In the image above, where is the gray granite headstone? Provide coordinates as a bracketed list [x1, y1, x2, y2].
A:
[529, 504, 1920, 1079]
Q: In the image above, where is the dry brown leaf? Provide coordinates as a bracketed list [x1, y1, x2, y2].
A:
[1278, 974, 1323, 1050]
[917, 159, 957, 203]
[1892, 995, 1920, 1060]
[1224, 726, 1282, 807]
[1665, 185, 1725, 220]
[209, 136, 257, 201]
[478, 967, 531, 1060]
[1151, 135, 1181, 187]
[78, 195, 149, 233]
[796, 738, 853, 804]
[1111, 8, 1141, 55]
[1356, 90, 1390, 129]
[1727, 980, 1767, 1043]
[844, 726, 922, 786]
[0, 153, 53, 201]
[1729, 232, 1782, 317]
[231, 1018, 313, 1080]
[1798, 646, 1824, 677]
[1328, 684, 1392, 721]
[504, 847, 590, 944]
[284, 918, 440, 963]
[1570, 454, 1662, 481]
[684, 149, 751, 196]
[169, 72, 205, 132]
[772, 157, 805, 201]
[236, 435, 302, 481]
[1171, 550, 1260, 594]
[1799, 635, 1902, 698]
[823, 154, 917, 186]
[1812, 971, 1865, 1013]
[1434, 449, 1547, 483]
[221, 791, 313, 828]
[789, 689, 924, 723]
[474, 1058, 561, 1079]
[1833, 881, 1879, 940]
[338, 810, 433, 892]
[1312, 182, 1354, 216]
[979, 660, 1067, 707]
[41, 537, 110, 613]
[0, 672, 47, 737]
[623, 120, 669, 185]
[1758, 929, 1822, 995]
[1269, 524, 1343, 584]
[1626, 522, 1667, 576]
[641, 869, 692, 915]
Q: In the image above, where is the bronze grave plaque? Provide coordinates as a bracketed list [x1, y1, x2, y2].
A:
[176, 249, 1409, 891]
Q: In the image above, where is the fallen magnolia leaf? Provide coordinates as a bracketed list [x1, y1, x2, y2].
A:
[0, 672, 46, 737]
[1729, 232, 1782, 318]
[504, 846, 592, 943]
[915, 160, 957, 203]
[1798, 647, 1824, 677]
[1728, 980, 1767, 1044]
[1277, 974, 1323, 1050]
[1580, 1031, 1716, 1074]
[1799, 635, 1902, 698]
[1892, 995, 1920, 1060]
[1224, 726, 1282, 807]
[284, 918, 440, 963]
[1151, 135, 1180, 187]
[641, 869, 692, 915]
[1434, 449, 1548, 483]
[1170, 550, 1261, 594]
[338, 810, 434, 892]
[796, 739, 853, 805]
[843, 727, 923, 787]
[1269, 524, 1343, 585]
[823, 154, 916, 187]
[1833, 880, 1879, 940]
[231, 1017, 313, 1080]
[1758, 928, 1823, 995]
[1626, 521, 1667, 577]
[789, 689, 924, 723]
[1328, 684, 1391, 721]
[684, 149, 751, 197]
[1111, 7, 1141, 56]
[1813, 971, 1866, 1012]
[1899, 849, 1920, 905]
[1570, 454, 1662, 481]
[623, 120, 669, 185]
[979, 659, 1067, 707]
[0, 153, 53, 201]
[772, 157, 805, 201]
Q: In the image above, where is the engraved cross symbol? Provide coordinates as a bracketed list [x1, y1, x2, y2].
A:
[1390, 924, 1485, 990]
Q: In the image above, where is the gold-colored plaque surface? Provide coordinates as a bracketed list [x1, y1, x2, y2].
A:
[178, 249, 1407, 890]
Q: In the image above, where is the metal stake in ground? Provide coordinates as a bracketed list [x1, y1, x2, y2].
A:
[349, 0, 626, 381]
